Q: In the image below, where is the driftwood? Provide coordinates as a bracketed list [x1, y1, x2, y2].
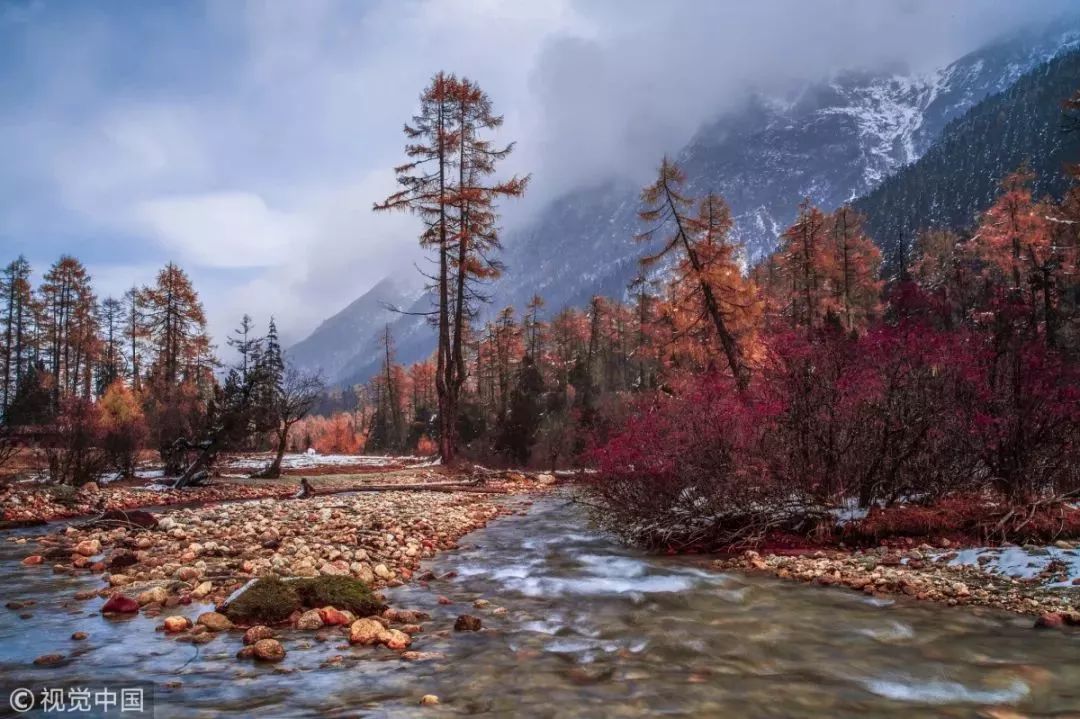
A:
[302, 481, 508, 497]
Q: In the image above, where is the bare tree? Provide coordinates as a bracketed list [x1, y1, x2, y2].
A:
[257, 364, 324, 479]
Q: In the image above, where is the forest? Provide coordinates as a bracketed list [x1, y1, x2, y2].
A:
[3, 70, 1080, 553]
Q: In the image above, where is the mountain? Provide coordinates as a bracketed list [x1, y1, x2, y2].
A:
[285, 274, 425, 382]
[854, 48, 1080, 265]
[293, 20, 1080, 386]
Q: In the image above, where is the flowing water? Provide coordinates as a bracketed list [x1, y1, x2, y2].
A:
[2, 496, 1079, 717]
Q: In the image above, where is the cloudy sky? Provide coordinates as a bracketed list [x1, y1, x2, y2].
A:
[1, 0, 1075, 350]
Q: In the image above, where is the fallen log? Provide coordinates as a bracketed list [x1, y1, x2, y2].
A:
[305, 482, 508, 497]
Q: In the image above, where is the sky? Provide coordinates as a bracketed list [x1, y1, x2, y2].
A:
[1, 0, 1076, 352]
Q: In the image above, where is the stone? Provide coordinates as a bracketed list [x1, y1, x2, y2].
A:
[191, 581, 213, 599]
[419, 695, 440, 706]
[454, 614, 482, 631]
[318, 607, 351, 626]
[348, 618, 384, 645]
[71, 631, 88, 640]
[243, 625, 275, 645]
[296, 609, 324, 630]
[33, 653, 65, 666]
[252, 638, 286, 662]
[21, 555, 43, 566]
[164, 616, 192, 633]
[379, 628, 412, 651]
[75, 539, 101, 557]
[1035, 612, 1066, 629]
[137, 586, 168, 606]
[473, 599, 490, 608]
[196, 611, 233, 632]
[235, 646, 256, 660]
[176, 566, 200, 582]
[373, 564, 392, 580]
[101, 594, 139, 614]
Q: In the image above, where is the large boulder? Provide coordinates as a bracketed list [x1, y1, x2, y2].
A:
[296, 609, 324, 630]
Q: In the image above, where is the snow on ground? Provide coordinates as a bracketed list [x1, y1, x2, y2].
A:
[941, 545, 1080, 588]
[829, 497, 871, 525]
[222, 452, 435, 471]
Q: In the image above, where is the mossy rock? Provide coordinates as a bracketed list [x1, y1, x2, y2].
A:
[223, 575, 384, 624]
[223, 576, 300, 624]
[294, 576, 385, 618]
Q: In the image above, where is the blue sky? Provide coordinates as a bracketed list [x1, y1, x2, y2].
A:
[1, 0, 1074, 349]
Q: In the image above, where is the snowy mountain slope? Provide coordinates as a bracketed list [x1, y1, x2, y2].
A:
[293, 20, 1080, 386]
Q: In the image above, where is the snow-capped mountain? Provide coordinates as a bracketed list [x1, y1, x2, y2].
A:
[291, 20, 1080, 386]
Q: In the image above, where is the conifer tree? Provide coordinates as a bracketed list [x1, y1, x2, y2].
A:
[636, 159, 749, 388]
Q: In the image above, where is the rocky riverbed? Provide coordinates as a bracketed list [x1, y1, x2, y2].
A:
[716, 542, 1080, 627]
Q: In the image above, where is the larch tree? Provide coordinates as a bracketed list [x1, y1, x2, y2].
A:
[1, 256, 33, 414]
[375, 72, 527, 463]
[636, 158, 749, 389]
[778, 199, 832, 330]
[141, 263, 211, 474]
[827, 206, 883, 332]
[38, 256, 98, 407]
[96, 297, 125, 395]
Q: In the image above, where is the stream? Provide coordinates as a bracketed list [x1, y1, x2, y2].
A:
[1, 496, 1079, 717]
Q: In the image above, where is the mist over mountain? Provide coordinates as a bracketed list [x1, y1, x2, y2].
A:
[290, 20, 1080, 387]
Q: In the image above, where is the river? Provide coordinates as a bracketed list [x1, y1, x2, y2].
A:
[1, 495, 1078, 717]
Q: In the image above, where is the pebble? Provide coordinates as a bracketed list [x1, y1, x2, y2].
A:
[419, 695, 440, 706]
[454, 615, 482, 631]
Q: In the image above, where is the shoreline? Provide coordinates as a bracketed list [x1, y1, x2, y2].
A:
[714, 544, 1080, 626]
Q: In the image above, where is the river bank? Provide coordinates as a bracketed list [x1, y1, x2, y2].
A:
[714, 542, 1080, 626]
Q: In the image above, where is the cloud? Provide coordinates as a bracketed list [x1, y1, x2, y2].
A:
[1, 0, 1077, 352]
[132, 192, 305, 269]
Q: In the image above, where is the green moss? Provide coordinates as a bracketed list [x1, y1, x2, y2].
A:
[223, 576, 300, 624]
[293, 576, 385, 617]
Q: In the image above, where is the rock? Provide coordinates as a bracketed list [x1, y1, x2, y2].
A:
[402, 651, 445, 662]
[1035, 612, 1066, 629]
[318, 607, 351, 626]
[21, 555, 43, 566]
[419, 695, 440, 706]
[252, 638, 286, 662]
[176, 566, 200, 582]
[236, 646, 256, 660]
[437, 595, 452, 605]
[349, 618, 385, 645]
[137, 586, 168, 606]
[373, 564, 392, 580]
[75, 539, 101, 557]
[191, 581, 213, 599]
[164, 616, 192, 633]
[109, 552, 138, 570]
[454, 614, 482, 631]
[380, 628, 412, 651]
[243, 626, 276, 645]
[108, 574, 132, 587]
[33, 653, 65, 666]
[296, 609, 324, 630]
[71, 631, 88, 640]
[101, 594, 139, 614]
[196, 611, 233, 632]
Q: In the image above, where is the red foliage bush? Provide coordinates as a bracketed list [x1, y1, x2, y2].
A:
[588, 313, 1080, 549]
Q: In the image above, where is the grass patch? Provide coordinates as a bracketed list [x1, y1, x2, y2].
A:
[294, 575, 385, 617]
[223, 575, 384, 624]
